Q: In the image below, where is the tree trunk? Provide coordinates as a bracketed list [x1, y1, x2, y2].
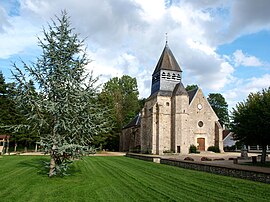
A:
[49, 156, 56, 177]
[49, 144, 57, 177]
[261, 144, 267, 164]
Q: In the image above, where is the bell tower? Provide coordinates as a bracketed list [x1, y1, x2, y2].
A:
[151, 42, 182, 95]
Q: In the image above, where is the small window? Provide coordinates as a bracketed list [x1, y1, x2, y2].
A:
[198, 121, 204, 127]
[162, 72, 166, 78]
[167, 73, 171, 79]
[166, 102, 169, 106]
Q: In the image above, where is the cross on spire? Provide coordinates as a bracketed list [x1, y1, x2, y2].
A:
[165, 33, 168, 45]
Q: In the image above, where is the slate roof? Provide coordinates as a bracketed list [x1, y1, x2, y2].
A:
[223, 130, 232, 140]
[187, 87, 198, 104]
[173, 82, 188, 96]
[152, 44, 182, 75]
[123, 113, 141, 129]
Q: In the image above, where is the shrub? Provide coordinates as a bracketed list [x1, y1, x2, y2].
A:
[207, 146, 220, 153]
[201, 157, 212, 161]
[189, 145, 199, 153]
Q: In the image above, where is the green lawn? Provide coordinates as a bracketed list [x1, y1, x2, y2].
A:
[0, 156, 269, 202]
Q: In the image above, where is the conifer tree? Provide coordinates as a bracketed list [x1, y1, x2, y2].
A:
[12, 11, 111, 177]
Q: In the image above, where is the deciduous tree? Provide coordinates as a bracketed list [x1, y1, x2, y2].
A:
[231, 88, 270, 163]
[185, 84, 198, 91]
[207, 93, 229, 126]
[99, 75, 140, 150]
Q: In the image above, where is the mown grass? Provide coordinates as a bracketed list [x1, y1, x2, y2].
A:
[0, 156, 270, 201]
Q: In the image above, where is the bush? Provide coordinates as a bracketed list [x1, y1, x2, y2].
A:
[189, 145, 199, 153]
[207, 146, 220, 153]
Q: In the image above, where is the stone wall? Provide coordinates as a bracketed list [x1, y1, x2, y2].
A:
[126, 153, 270, 184]
[120, 127, 141, 152]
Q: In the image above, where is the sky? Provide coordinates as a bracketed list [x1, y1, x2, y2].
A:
[0, 0, 270, 111]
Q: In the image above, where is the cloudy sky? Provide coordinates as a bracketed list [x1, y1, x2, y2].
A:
[0, 0, 270, 111]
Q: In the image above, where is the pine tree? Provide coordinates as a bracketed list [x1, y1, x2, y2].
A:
[12, 11, 111, 177]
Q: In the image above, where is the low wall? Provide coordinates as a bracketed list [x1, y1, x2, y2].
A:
[126, 153, 270, 184]
[126, 153, 160, 163]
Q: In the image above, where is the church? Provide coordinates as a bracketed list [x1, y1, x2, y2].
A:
[120, 42, 224, 154]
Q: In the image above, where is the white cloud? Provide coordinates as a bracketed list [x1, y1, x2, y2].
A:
[0, 15, 39, 59]
[233, 50, 263, 67]
[223, 74, 270, 111]
[0, 5, 10, 32]
[1, 0, 270, 109]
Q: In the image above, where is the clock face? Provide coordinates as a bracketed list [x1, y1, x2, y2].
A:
[197, 103, 203, 110]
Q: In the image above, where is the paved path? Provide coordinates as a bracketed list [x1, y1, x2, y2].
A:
[163, 152, 270, 174]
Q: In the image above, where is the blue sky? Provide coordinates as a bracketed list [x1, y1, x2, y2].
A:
[0, 0, 270, 111]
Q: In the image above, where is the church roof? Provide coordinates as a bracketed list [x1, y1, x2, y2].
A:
[123, 113, 141, 129]
[152, 44, 182, 75]
[172, 82, 188, 96]
[187, 88, 198, 104]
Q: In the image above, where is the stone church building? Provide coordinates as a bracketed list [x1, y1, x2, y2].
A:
[120, 43, 224, 154]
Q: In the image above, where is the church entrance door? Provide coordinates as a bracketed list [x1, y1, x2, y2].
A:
[197, 138, 205, 151]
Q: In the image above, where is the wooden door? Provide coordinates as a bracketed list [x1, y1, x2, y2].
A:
[197, 138, 205, 151]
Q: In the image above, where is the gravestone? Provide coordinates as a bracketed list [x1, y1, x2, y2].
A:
[240, 145, 248, 159]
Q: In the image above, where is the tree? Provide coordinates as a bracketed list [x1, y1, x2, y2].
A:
[0, 72, 19, 135]
[11, 11, 111, 176]
[207, 93, 229, 126]
[12, 80, 40, 151]
[185, 84, 198, 91]
[231, 88, 270, 164]
[98, 75, 140, 150]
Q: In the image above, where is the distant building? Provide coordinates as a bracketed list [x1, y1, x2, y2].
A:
[223, 130, 236, 148]
[0, 135, 10, 154]
[120, 43, 223, 154]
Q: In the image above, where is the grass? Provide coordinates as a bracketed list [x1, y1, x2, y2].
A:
[0, 156, 270, 202]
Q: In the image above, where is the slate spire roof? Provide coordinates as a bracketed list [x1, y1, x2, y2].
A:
[152, 43, 182, 75]
[173, 82, 188, 96]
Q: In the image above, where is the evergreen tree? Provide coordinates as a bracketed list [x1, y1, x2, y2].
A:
[12, 11, 111, 177]
[0, 72, 18, 135]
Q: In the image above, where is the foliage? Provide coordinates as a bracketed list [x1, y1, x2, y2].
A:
[185, 84, 198, 91]
[11, 11, 111, 176]
[207, 93, 229, 126]
[1, 156, 270, 201]
[0, 72, 38, 151]
[189, 144, 199, 153]
[0, 72, 19, 135]
[98, 75, 140, 150]
[207, 146, 220, 153]
[231, 87, 270, 164]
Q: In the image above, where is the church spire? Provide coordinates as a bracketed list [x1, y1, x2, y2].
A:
[151, 41, 183, 96]
[152, 42, 182, 76]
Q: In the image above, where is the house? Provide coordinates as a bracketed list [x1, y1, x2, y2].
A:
[0, 135, 10, 154]
[120, 42, 223, 154]
[223, 130, 236, 148]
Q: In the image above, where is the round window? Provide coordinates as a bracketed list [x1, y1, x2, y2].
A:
[198, 121, 204, 127]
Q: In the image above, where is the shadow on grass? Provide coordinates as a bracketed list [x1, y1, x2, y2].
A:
[17, 157, 82, 177]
